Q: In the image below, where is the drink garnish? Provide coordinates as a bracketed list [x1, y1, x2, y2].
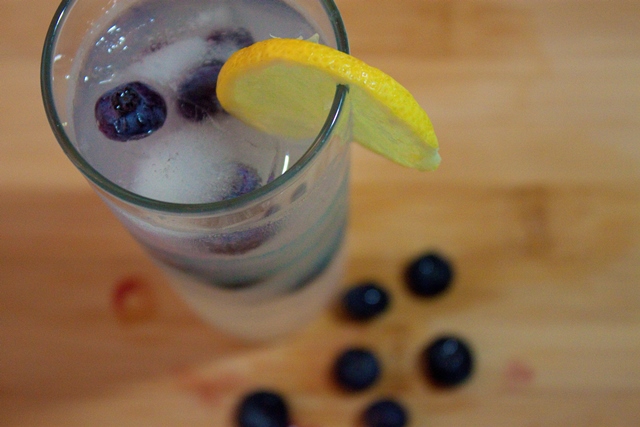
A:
[217, 38, 440, 170]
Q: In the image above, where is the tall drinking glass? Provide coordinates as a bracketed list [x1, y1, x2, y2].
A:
[41, 0, 351, 340]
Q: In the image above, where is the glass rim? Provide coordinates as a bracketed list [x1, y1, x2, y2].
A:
[41, 0, 349, 214]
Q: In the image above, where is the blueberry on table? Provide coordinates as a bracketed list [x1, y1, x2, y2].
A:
[208, 27, 255, 50]
[95, 81, 167, 141]
[363, 399, 408, 427]
[334, 348, 380, 391]
[177, 61, 225, 121]
[405, 252, 453, 297]
[423, 336, 474, 387]
[342, 282, 390, 321]
[236, 390, 289, 427]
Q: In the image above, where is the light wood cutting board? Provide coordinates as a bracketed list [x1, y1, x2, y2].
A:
[1, 0, 639, 425]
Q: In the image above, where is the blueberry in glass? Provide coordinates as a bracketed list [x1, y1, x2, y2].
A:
[95, 81, 167, 141]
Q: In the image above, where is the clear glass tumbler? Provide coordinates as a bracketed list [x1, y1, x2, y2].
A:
[41, 0, 351, 340]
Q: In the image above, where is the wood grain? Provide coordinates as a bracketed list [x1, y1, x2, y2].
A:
[1, 0, 639, 426]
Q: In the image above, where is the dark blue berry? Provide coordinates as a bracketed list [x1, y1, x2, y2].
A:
[334, 348, 380, 392]
[236, 390, 289, 427]
[202, 162, 271, 255]
[405, 252, 453, 297]
[423, 336, 474, 387]
[363, 399, 408, 427]
[221, 163, 263, 200]
[177, 61, 225, 121]
[95, 81, 167, 141]
[208, 27, 255, 50]
[342, 283, 390, 321]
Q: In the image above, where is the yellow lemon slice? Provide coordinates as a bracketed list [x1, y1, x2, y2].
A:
[217, 38, 440, 171]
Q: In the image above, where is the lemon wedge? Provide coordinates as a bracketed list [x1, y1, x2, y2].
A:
[217, 38, 440, 171]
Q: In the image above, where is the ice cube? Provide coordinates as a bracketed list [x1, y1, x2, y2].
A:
[131, 123, 237, 204]
[126, 37, 210, 87]
[196, 6, 232, 29]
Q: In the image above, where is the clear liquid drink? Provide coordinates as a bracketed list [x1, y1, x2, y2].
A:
[42, 0, 351, 340]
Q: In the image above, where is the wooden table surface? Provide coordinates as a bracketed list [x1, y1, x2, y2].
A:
[1, 0, 639, 425]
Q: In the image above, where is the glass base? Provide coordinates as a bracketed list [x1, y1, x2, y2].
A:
[161, 244, 346, 341]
